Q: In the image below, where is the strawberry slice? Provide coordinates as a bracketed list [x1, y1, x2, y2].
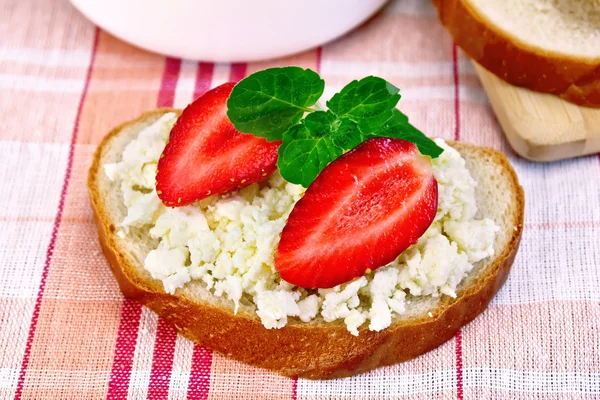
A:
[275, 138, 438, 288]
[156, 82, 280, 207]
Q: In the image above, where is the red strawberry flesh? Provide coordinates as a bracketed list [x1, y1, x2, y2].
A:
[275, 138, 438, 288]
[156, 82, 280, 207]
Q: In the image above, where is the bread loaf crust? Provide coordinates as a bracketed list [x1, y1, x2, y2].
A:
[88, 110, 524, 379]
[433, 0, 600, 107]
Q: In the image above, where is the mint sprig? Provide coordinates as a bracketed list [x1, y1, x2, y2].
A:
[227, 67, 443, 187]
[226, 67, 324, 141]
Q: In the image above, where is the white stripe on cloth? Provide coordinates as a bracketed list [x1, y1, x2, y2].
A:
[1, 47, 482, 80]
[297, 369, 600, 397]
[0, 47, 92, 67]
[127, 307, 158, 400]
[0, 368, 17, 389]
[0, 57, 478, 92]
[494, 227, 600, 304]
[511, 155, 600, 226]
[206, 370, 293, 395]
[405, 86, 487, 103]
[167, 335, 194, 400]
[491, 155, 600, 304]
[0, 46, 167, 69]
[0, 367, 196, 391]
[297, 370, 456, 397]
[0, 75, 489, 104]
[0, 74, 256, 95]
[211, 64, 232, 88]
[321, 85, 488, 105]
[0, 75, 197, 93]
[0, 369, 110, 389]
[0, 142, 69, 298]
[173, 61, 198, 110]
[0, 221, 54, 299]
[1, 367, 598, 394]
[464, 368, 600, 395]
[0, 141, 69, 219]
[321, 59, 476, 78]
[0, 300, 35, 390]
[0, 75, 85, 93]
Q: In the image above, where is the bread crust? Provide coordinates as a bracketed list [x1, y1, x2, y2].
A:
[88, 110, 524, 379]
[433, 0, 600, 107]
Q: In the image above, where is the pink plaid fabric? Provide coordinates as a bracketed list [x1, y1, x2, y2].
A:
[1, 0, 599, 399]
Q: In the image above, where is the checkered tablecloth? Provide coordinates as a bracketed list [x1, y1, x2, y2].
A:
[1, 0, 599, 398]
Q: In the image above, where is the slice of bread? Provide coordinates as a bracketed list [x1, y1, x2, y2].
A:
[88, 109, 524, 379]
[433, 0, 600, 107]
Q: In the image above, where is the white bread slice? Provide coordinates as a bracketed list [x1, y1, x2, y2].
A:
[88, 109, 524, 379]
[434, 0, 600, 107]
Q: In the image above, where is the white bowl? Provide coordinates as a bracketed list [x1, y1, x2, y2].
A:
[70, 0, 388, 62]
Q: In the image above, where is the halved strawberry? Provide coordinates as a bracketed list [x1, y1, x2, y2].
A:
[275, 138, 438, 288]
[156, 82, 280, 207]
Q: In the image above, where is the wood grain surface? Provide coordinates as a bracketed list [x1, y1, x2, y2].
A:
[474, 62, 600, 162]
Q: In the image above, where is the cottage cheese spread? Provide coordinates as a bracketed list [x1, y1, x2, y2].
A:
[105, 112, 499, 335]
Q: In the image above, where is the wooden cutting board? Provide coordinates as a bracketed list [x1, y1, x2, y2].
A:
[473, 62, 600, 162]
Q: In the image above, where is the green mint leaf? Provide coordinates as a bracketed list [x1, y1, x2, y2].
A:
[326, 76, 401, 133]
[365, 109, 444, 158]
[278, 113, 359, 187]
[302, 111, 361, 148]
[328, 118, 363, 150]
[301, 110, 336, 137]
[226, 67, 324, 141]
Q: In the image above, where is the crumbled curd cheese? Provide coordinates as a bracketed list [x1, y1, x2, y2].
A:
[398, 232, 472, 298]
[255, 290, 301, 329]
[345, 309, 367, 336]
[105, 118, 499, 336]
[368, 267, 404, 332]
[321, 277, 367, 322]
[297, 294, 320, 322]
[145, 247, 190, 294]
[444, 219, 500, 263]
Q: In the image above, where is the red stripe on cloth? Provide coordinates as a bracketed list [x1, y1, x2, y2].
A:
[157, 57, 182, 108]
[193, 62, 215, 100]
[187, 344, 213, 399]
[316, 46, 323, 74]
[229, 63, 247, 83]
[452, 43, 460, 141]
[148, 318, 178, 399]
[455, 330, 464, 400]
[106, 300, 143, 399]
[292, 378, 298, 400]
[13, 27, 100, 400]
